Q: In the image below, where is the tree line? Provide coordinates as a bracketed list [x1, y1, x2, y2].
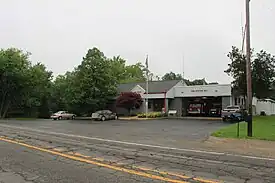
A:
[0, 46, 274, 118]
[225, 46, 275, 100]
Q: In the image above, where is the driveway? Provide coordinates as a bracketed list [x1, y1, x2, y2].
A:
[0, 119, 228, 148]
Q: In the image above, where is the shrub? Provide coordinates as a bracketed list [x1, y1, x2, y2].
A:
[137, 112, 164, 118]
[116, 92, 143, 114]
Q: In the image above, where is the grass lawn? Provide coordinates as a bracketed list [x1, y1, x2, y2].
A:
[212, 116, 275, 141]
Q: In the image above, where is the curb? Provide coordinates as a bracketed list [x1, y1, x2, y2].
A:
[178, 117, 222, 121]
[119, 117, 222, 121]
[75, 117, 222, 121]
[119, 117, 166, 121]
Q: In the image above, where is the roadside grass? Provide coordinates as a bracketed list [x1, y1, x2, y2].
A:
[212, 116, 275, 141]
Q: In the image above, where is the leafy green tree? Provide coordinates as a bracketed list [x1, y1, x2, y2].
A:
[109, 56, 146, 83]
[25, 63, 53, 118]
[225, 46, 247, 98]
[0, 48, 31, 118]
[225, 46, 275, 100]
[252, 50, 275, 99]
[67, 48, 118, 115]
[162, 72, 183, 81]
[50, 72, 75, 113]
[190, 79, 207, 85]
[124, 62, 146, 83]
[161, 72, 210, 85]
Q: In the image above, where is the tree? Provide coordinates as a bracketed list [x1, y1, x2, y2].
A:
[225, 46, 247, 98]
[0, 48, 31, 118]
[161, 72, 211, 85]
[225, 46, 275, 100]
[116, 92, 143, 114]
[109, 56, 146, 83]
[66, 47, 118, 115]
[122, 62, 147, 83]
[162, 72, 183, 81]
[190, 79, 207, 85]
[23, 63, 53, 117]
[50, 72, 75, 113]
[252, 50, 275, 99]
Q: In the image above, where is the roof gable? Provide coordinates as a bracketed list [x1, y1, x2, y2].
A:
[117, 80, 182, 93]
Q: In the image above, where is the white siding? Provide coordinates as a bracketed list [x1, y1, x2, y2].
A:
[131, 85, 145, 97]
[146, 93, 166, 99]
[255, 99, 275, 115]
[174, 84, 231, 97]
[166, 80, 186, 98]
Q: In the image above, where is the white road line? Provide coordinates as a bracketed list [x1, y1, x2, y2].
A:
[0, 124, 275, 161]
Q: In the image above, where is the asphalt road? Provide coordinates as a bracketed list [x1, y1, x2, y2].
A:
[0, 119, 228, 146]
[0, 119, 274, 183]
[0, 141, 160, 183]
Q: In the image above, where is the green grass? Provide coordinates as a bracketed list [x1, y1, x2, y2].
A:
[212, 116, 275, 141]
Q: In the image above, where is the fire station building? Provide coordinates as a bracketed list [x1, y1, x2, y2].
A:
[116, 80, 232, 117]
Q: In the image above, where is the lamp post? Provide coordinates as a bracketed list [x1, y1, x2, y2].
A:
[245, 0, 253, 137]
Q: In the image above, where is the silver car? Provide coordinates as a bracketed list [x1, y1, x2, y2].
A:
[91, 110, 118, 121]
[50, 111, 76, 120]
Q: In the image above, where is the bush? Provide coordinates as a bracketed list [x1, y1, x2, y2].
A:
[137, 112, 165, 118]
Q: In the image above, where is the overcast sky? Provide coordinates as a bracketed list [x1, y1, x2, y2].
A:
[1, 0, 274, 83]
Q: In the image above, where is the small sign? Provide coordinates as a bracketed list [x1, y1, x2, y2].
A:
[191, 89, 208, 92]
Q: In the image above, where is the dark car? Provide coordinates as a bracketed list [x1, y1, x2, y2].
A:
[91, 110, 118, 121]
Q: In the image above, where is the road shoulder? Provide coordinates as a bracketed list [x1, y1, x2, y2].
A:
[203, 136, 275, 158]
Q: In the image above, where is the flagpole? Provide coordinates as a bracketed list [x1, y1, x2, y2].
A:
[145, 55, 149, 118]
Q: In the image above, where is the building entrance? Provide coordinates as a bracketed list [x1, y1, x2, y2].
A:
[185, 96, 222, 117]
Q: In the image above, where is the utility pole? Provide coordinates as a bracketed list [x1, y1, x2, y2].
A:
[245, 0, 253, 137]
[145, 55, 149, 118]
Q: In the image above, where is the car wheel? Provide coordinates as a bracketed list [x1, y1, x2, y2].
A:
[101, 116, 106, 121]
[53, 118, 57, 120]
[58, 116, 62, 120]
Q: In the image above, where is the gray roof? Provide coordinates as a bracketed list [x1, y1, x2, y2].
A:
[117, 80, 182, 93]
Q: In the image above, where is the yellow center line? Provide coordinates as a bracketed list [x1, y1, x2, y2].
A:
[0, 137, 188, 183]
[131, 166, 221, 183]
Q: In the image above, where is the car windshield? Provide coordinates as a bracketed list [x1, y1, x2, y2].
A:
[190, 104, 201, 108]
[55, 111, 64, 114]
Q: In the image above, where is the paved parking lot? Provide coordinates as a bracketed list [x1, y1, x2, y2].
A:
[0, 118, 228, 147]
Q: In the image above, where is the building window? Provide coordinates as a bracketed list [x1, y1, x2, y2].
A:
[238, 98, 241, 105]
[235, 98, 238, 105]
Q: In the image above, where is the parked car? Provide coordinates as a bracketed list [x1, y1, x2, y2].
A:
[50, 111, 76, 120]
[91, 110, 118, 121]
[221, 105, 243, 122]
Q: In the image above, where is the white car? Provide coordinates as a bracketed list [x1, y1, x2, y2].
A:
[50, 111, 76, 120]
